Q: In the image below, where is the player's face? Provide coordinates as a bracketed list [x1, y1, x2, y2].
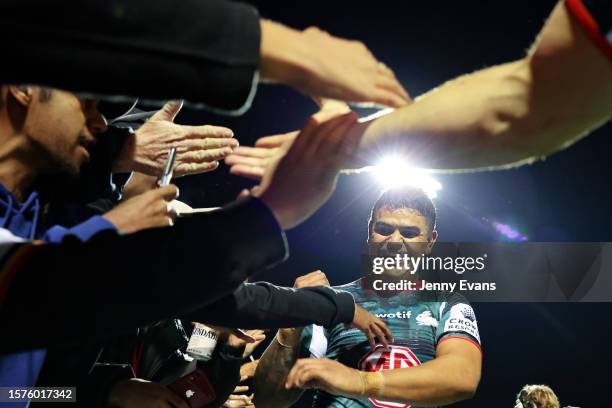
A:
[21, 88, 107, 175]
[369, 206, 437, 258]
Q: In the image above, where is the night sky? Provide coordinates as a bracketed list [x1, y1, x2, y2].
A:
[136, 1, 611, 406]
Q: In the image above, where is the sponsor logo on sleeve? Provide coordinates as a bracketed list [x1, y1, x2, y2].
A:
[443, 303, 480, 343]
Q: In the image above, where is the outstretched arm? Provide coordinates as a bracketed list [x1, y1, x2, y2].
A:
[227, 1, 612, 175]
[0, 1, 409, 112]
[254, 328, 305, 408]
[349, 0, 612, 171]
[184, 282, 355, 329]
[253, 271, 393, 408]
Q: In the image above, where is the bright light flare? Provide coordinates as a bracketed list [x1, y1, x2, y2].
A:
[492, 222, 528, 241]
[371, 156, 442, 198]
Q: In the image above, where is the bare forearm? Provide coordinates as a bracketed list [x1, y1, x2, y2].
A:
[260, 20, 306, 86]
[254, 331, 304, 408]
[348, 59, 534, 171]
[348, 2, 612, 172]
[365, 354, 479, 406]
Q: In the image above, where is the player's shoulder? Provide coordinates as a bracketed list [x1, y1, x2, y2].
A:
[418, 290, 469, 303]
[332, 279, 375, 304]
[415, 289, 468, 303]
[442, 290, 471, 305]
[415, 290, 475, 319]
[432, 291, 478, 325]
[331, 279, 362, 294]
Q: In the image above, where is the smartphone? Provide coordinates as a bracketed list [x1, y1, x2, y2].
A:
[167, 368, 216, 407]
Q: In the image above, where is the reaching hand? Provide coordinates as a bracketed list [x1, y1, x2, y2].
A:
[240, 360, 259, 382]
[243, 335, 266, 359]
[103, 185, 179, 234]
[352, 305, 394, 349]
[209, 326, 259, 344]
[291, 271, 393, 349]
[227, 329, 267, 359]
[225, 131, 296, 180]
[260, 21, 411, 108]
[223, 386, 254, 408]
[114, 101, 238, 177]
[312, 97, 352, 114]
[109, 378, 189, 408]
[285, 358, 364, 398]
[254, 111, 360, 230]
[293, 270, 331, 288]
[225, 98, 354, 180]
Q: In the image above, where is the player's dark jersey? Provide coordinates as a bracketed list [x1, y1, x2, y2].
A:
[566, 0, 612, 61]
[299, 280, 481, 408]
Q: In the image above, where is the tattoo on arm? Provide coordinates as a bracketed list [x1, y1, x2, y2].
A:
[254, 338, 304, 408]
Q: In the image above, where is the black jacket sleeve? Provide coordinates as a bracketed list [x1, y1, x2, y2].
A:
[0, 197, 287, 354]
[0, 0, 261, 114]
[183, 282, 356, 329]
[198, 343, 244, 408]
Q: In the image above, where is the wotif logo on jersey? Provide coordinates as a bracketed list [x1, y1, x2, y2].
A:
[375, 310, 411, 319]
[358, 345, 421, 408]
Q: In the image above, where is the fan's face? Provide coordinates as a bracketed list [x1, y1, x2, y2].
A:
[19, 87, 107, 175]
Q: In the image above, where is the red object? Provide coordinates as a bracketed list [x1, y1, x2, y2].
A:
[167, 369, 217, 408]
[358, 345, 421, 408]
[566, 0, 612, 62]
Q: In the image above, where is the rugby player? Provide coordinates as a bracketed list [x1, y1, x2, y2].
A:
[254, 186, 482, 407]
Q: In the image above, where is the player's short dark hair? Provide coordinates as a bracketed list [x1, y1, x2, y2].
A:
[368, 186, 437, 236]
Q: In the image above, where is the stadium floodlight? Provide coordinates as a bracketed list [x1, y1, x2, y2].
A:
[370, 155, 442, 198]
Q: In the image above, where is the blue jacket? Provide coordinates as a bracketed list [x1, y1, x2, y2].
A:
[0, 183, 117, 243]
[0, 182, 117, 404]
